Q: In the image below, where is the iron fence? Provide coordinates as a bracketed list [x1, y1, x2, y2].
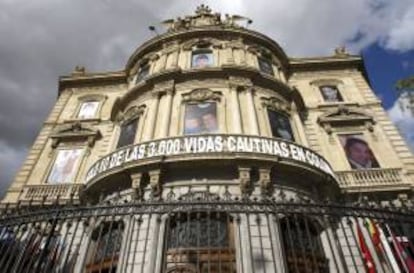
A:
[0, 193, 413, 273]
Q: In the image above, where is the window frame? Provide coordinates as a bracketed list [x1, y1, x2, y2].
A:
[191, 48, 214, 68]
[337, 132, 381, 170]
[257, 56, 274, 76]
[135, 61, 150, 84]
[319, 85, 343, 103]
[74, 94, 107, 121]
[265, 108, 295, 142]
[116, 117, 139, 149]
[45, 147, 85, 185]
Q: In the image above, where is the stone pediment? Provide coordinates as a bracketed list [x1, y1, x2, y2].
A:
[318, 106, 374, 124]
[318, 106, 375, 133]
[51, 122, 101, 148]
[182, 88, 222, 102]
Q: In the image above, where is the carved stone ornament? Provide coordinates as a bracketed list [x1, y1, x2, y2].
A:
[318, 106, 375, 131]
[228, 76, 253, 88]
[117, 105, 146, 124]
[238, 167, 251, 195]
[310, 78, 343, 87]
[50, 122, 101, 148]
[181, 37, 222, 50]
[182, 88, 222, 102]
[261, 96, 291, 113]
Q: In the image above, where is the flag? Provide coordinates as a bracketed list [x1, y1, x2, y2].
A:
[357, 221, 377, 273]
[376, 222, 401, 273]
[386, 224, 414, 273]
[365, 219, 393, 272]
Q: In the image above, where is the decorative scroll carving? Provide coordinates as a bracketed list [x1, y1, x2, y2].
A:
[161, 5, 249, 32]
[318, 106, 375, 132]
[51, 122, 101, 148]
[238, 167, 251, 196]
[310, 78, 344, 86]
[182, 88, 222, 102]
[182, 37, 222, 50]
[259, 168, 272, 196]
[228, 76, 253, 88]
[130, 172, 143, 200]
[153, 80, 175, 95]
[149, 169, 162, 197]
[261, 96, 291, 113]
[117, 104, 146, 124]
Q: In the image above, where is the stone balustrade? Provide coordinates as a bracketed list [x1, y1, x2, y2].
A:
[20, 183, 83, 203]
[335, 168, 410, 192]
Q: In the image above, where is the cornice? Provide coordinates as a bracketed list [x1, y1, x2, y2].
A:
[58, 70, 127, 95]
[125, 28, 290, 73]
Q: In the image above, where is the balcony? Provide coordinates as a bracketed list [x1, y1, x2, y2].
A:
[336, 168, 411, 192]
[19, 183, 83, 204]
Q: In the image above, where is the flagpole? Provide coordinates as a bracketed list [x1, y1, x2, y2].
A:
[385, 224, 410, 273]
[377, 223, 401, 273]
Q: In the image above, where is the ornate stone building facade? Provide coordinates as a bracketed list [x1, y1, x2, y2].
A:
[1, 5, 413, 273]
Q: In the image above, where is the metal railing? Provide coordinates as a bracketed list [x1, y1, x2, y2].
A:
[0, 193, 413, 273]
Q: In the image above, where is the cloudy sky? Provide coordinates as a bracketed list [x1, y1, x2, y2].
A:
[1, 0, 414, 196]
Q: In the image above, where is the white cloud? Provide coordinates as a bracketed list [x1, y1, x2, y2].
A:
[387, 95, 414, 152]
[384, 4, 414, 51]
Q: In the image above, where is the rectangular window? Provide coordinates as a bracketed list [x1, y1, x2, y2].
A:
[258, 57, 274, 75]
[191, 51, 213, 68]
[339, 134, 380, 169]
[184, 102, 218, 135]
[267, 109, 294, 141]
[117, 119, 138, 148]
[48, 149, 83, 184]
[78, 101, 99, 119]
[320, 85, 343, 102]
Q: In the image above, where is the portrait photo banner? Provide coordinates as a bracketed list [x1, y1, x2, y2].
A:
[86, 135, 335, 182]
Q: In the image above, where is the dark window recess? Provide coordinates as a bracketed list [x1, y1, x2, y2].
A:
[164, 213, 236, 273]
[86, 221, 124, 273]
[136, 64, 149, 83]
[117, 119, 138, 148]
[267, 109, 294, 141]
[319, 85, 343, 102]
[258, 57, 274, 75]
[281, 217, 329, 273]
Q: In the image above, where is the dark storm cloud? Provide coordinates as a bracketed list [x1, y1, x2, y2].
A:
[0, 0, 184, 196]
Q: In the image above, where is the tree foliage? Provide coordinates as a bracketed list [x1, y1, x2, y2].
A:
[395, 75, 414, 93]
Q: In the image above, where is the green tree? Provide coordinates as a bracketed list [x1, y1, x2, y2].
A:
[395, 75, 414, 94]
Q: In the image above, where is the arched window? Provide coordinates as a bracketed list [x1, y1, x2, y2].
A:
[163, 212, 235, 273]
[85, 221, 124, 273]
[280, 216, 328, 273]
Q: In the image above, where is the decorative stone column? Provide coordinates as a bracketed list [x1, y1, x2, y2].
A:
[142, 92, 160, 141]
[228, 81, 242, 134]
[157, 80, 175, 138]
[245, 88, 260, 135]
[238, 166, 251, 196]
[130, 172, 142, 200]
[290, 103, 309, 147]
[149, 169, 162, 197]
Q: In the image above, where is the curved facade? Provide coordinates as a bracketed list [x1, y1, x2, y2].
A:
[1, 5, 414, 273]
